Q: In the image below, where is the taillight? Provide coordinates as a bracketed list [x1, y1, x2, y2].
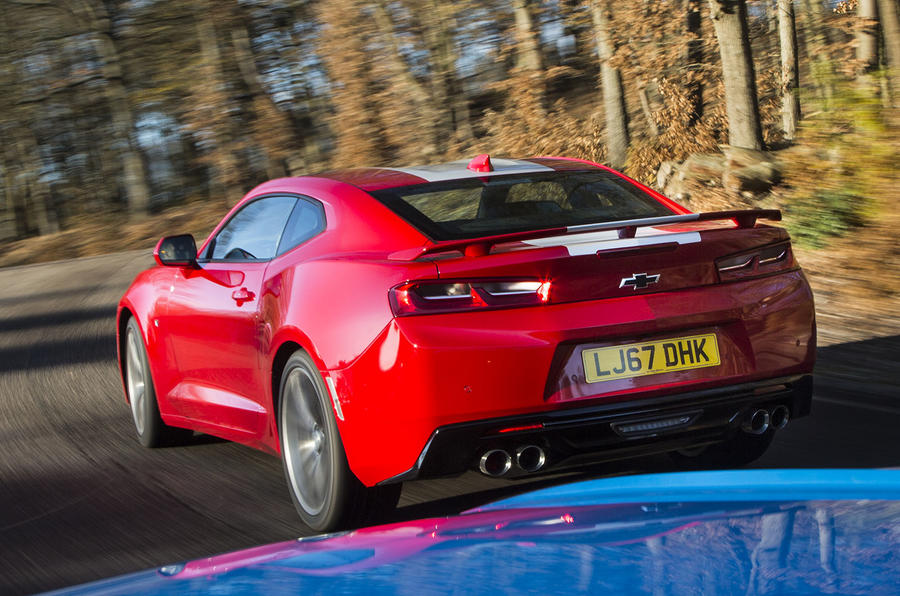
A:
[390, 279, 552, 316]
[716, 242, 797, 282]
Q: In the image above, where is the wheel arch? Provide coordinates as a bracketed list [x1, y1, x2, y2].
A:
[117, 306, 134, 383]
[116, 273, 169, 411]
[268, 331, 336, 456]
[270, 340, 302, 437]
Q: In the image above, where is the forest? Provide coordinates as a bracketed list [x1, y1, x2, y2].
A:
[0, 0, 898, 256]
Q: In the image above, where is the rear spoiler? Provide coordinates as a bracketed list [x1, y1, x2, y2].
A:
[389, 209, 782, 260]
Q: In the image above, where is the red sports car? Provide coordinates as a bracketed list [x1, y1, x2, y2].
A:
[117, 155, 815, 531]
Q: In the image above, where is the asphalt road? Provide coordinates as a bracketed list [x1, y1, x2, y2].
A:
[1, 252, 898, 595]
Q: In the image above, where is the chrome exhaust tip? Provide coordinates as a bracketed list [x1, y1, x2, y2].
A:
[742, 409, 770, 435]
[479, 449, 512, 477]
[770, 405, 790, 430]
[515, 445, 546, 473]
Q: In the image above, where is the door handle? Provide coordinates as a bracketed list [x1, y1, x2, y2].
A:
[232, 287, 255, 304]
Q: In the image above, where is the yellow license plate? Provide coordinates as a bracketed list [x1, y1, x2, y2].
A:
[582, 333, 720, 383]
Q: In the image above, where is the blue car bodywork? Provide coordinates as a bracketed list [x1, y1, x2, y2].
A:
[49, 469, 900, 595]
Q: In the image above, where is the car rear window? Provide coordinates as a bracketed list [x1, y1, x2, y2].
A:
[368, 171, 675, 240]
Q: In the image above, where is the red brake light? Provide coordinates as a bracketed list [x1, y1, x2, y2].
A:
[716, 242, 796, 282]
[390, 279, 552, 316]
[537, 280, 551, 303]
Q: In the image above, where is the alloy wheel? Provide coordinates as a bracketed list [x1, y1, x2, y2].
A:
[125, 328, 146, 435]
[281, 366, 331, 517]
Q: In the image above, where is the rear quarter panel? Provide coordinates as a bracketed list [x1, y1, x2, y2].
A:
[254, 178, 437, 453]
[263, 256, 437, 370]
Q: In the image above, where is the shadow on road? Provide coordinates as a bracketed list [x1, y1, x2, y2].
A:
[390, 456, 672, 525]
[0, 466, 296, 596]
[0, 306, 116, 333]
[814, 334, 899, 408]
[0, 334, 117, 373]
[0, 289, 99, 307]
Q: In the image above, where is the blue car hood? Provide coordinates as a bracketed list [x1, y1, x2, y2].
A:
[48, 469, 900, 595]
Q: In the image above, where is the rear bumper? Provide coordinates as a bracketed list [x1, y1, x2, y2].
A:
[331, 271, 815, 487]
[379, 374, 813, 483]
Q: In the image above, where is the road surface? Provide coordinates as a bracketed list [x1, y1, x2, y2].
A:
[1, 251, 897, 594]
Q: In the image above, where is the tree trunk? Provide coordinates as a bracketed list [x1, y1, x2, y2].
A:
[591, 0, 629, 169]
[708, 0, 765, 150]
[230, 22, 291, 178]
[1, 142, 29, 238]
[87, 1, 152, 216]
[638, 85, 660, 137]
[422, 0, 473, 145]
[15, 135, 58, 236]
[778, 0, 800, 140]
[510, 0, 546, 117]
[799, 0, 835, 103]
[316, 0, 385, 167]
[857, 0, 880, 78]
[747, 511, 797, 595]
[685, 0, 705, 125]
[371, 0, 440, 157]
[877, 0, 900, 104]
[194, 7, 241, 202]
[767, 0, 780, 59]
[285, 1, 327, 168]
[512, 0, 543, 72]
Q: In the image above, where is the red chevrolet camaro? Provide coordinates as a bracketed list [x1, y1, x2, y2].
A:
[117, 155, 815, 531]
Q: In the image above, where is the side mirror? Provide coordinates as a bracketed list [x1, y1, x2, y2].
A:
[154, 235, 198, 268]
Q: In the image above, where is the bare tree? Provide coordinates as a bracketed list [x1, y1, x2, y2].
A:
[418, 0, 473, 144]
[512, 0, 543, 73]
[877, 0, 900, 103]
[685, 0, 705, 125]
[230, 19, 297, 179]
[778, 0, 800, 140]
[708, 0, 764, 150]
[189, 1, 242, 202]
[317, 0, 385, 166]
[857, 0, 880, 79]
[798, 0, 836, 102]
[370, 0, 441, 159]
[8, 0, 154, 216]
[590, 0, 629, 169]
[86, 1, 152, 216]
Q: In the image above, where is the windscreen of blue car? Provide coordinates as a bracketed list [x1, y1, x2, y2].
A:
[368, 171, 676, 241]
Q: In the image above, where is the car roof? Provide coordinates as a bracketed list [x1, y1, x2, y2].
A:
[316, 156, 603, 191]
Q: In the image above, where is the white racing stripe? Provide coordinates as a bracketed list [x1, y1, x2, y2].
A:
[523, 228, 701, 256]
[391, 158, 554, 182]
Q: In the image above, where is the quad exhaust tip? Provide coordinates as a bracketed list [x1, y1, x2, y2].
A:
[742, 409, 770, 435]
[770, 405, 790, 429]
[479, 449, 512, 477]
[516, 445, 546, 473]
[478, 446, 547, 476]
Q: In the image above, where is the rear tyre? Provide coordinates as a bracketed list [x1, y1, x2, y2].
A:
[278, 351, 400, 532]
[668, 431, 774, 470]
[124, 318, 193, 448]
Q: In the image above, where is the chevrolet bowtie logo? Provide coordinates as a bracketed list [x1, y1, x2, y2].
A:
[619, 273, 661, 290]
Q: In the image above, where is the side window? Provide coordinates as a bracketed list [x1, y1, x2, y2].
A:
[277, 198, 326, 255]
[208, 196, 297, 261]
